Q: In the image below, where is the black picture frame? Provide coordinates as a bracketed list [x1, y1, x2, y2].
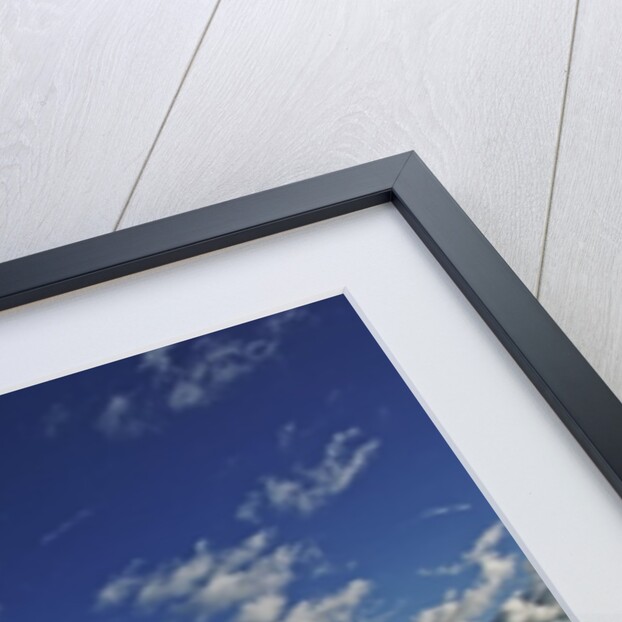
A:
[1, 151, 620, 500]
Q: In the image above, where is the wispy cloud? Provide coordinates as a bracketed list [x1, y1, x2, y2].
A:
[94, 395, 155, 440]
[89, 309, 307, 440]
[413, 523, 516, 622]
[95, 530, 372, 622]
[326, 389, 342, 405]
[40, 508, 93, 546]
[165, 338, 279, 412]
[161, 309, 306, 414]
[282, 578, 371, 622]
[237, 492, 264, 524]
[420, 504, 472, 520]
[417, 563, 463, 578]
[41, 405, 71, 439]
[237, 428, 380, 522]
[41, 309, 306, 442]
[139, 347, 172, 374]
[277, 422, 297, 451]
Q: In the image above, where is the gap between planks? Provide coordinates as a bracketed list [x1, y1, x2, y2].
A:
[535, 0, 581, 299]
[113, 0, 225, 231]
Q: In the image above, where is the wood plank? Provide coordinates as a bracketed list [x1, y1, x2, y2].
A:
[119, 0, 576, 291]
[0, 0, 218, 262]
[540, 1, 622, 400]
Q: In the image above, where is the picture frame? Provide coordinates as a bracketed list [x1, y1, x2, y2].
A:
[1, 150, 620, 503]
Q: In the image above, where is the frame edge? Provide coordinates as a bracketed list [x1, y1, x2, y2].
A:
[0, 153, 411, 311]
[393, 151, 622, 499]
[1, 150, 621, 501]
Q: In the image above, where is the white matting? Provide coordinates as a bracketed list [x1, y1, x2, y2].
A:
[1, 205, 620, 621]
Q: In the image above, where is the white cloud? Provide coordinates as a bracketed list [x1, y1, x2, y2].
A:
[96, 532, 296, 619]
[40, 508, 92, 546]
[190, 539, 297, 615]
[163, 337, 278, 412]
[137, 540, 215, 608]
[420, 504, 472, 520]
[492, 564, 568, 622]
[264, 428, 380, 515]
[139, 347, 172, 374]
[413, 523, 516, 622]
[494, 596, 567, 622]
[95, 529, 374, 622]
[283, 579, 371, 622]
[94, 395, 154, 440]
[168, 381, 205, 411]
[93, 339, 278, 440]
[51, 308, 307, 441]
[236, 492, 263, 524]
[237, 428, 380, 522]
[262, 309, 308, 336]
[96, 560, 145, 610]
[237, 594, 286, 622]
[161, 308, 309, 415]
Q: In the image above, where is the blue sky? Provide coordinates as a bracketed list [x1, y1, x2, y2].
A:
[0, 296, 567, 622]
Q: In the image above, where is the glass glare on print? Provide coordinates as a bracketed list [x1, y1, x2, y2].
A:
[0, 295, 568, 622]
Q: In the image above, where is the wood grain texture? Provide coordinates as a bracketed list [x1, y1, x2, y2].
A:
[119, 0, 576, 291]
[540, 1, 622, 400]
[0, 0, 218, 262]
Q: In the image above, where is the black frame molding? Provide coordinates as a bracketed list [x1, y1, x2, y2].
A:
[1, 151, 621, 499]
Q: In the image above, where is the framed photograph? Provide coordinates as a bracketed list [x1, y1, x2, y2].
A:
[1, 152, 620, 621]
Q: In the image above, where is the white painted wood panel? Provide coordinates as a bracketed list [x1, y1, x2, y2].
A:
[119, 0, 576, 291]
[539, 1, 622, 400]
[0, 0, 218, 262]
